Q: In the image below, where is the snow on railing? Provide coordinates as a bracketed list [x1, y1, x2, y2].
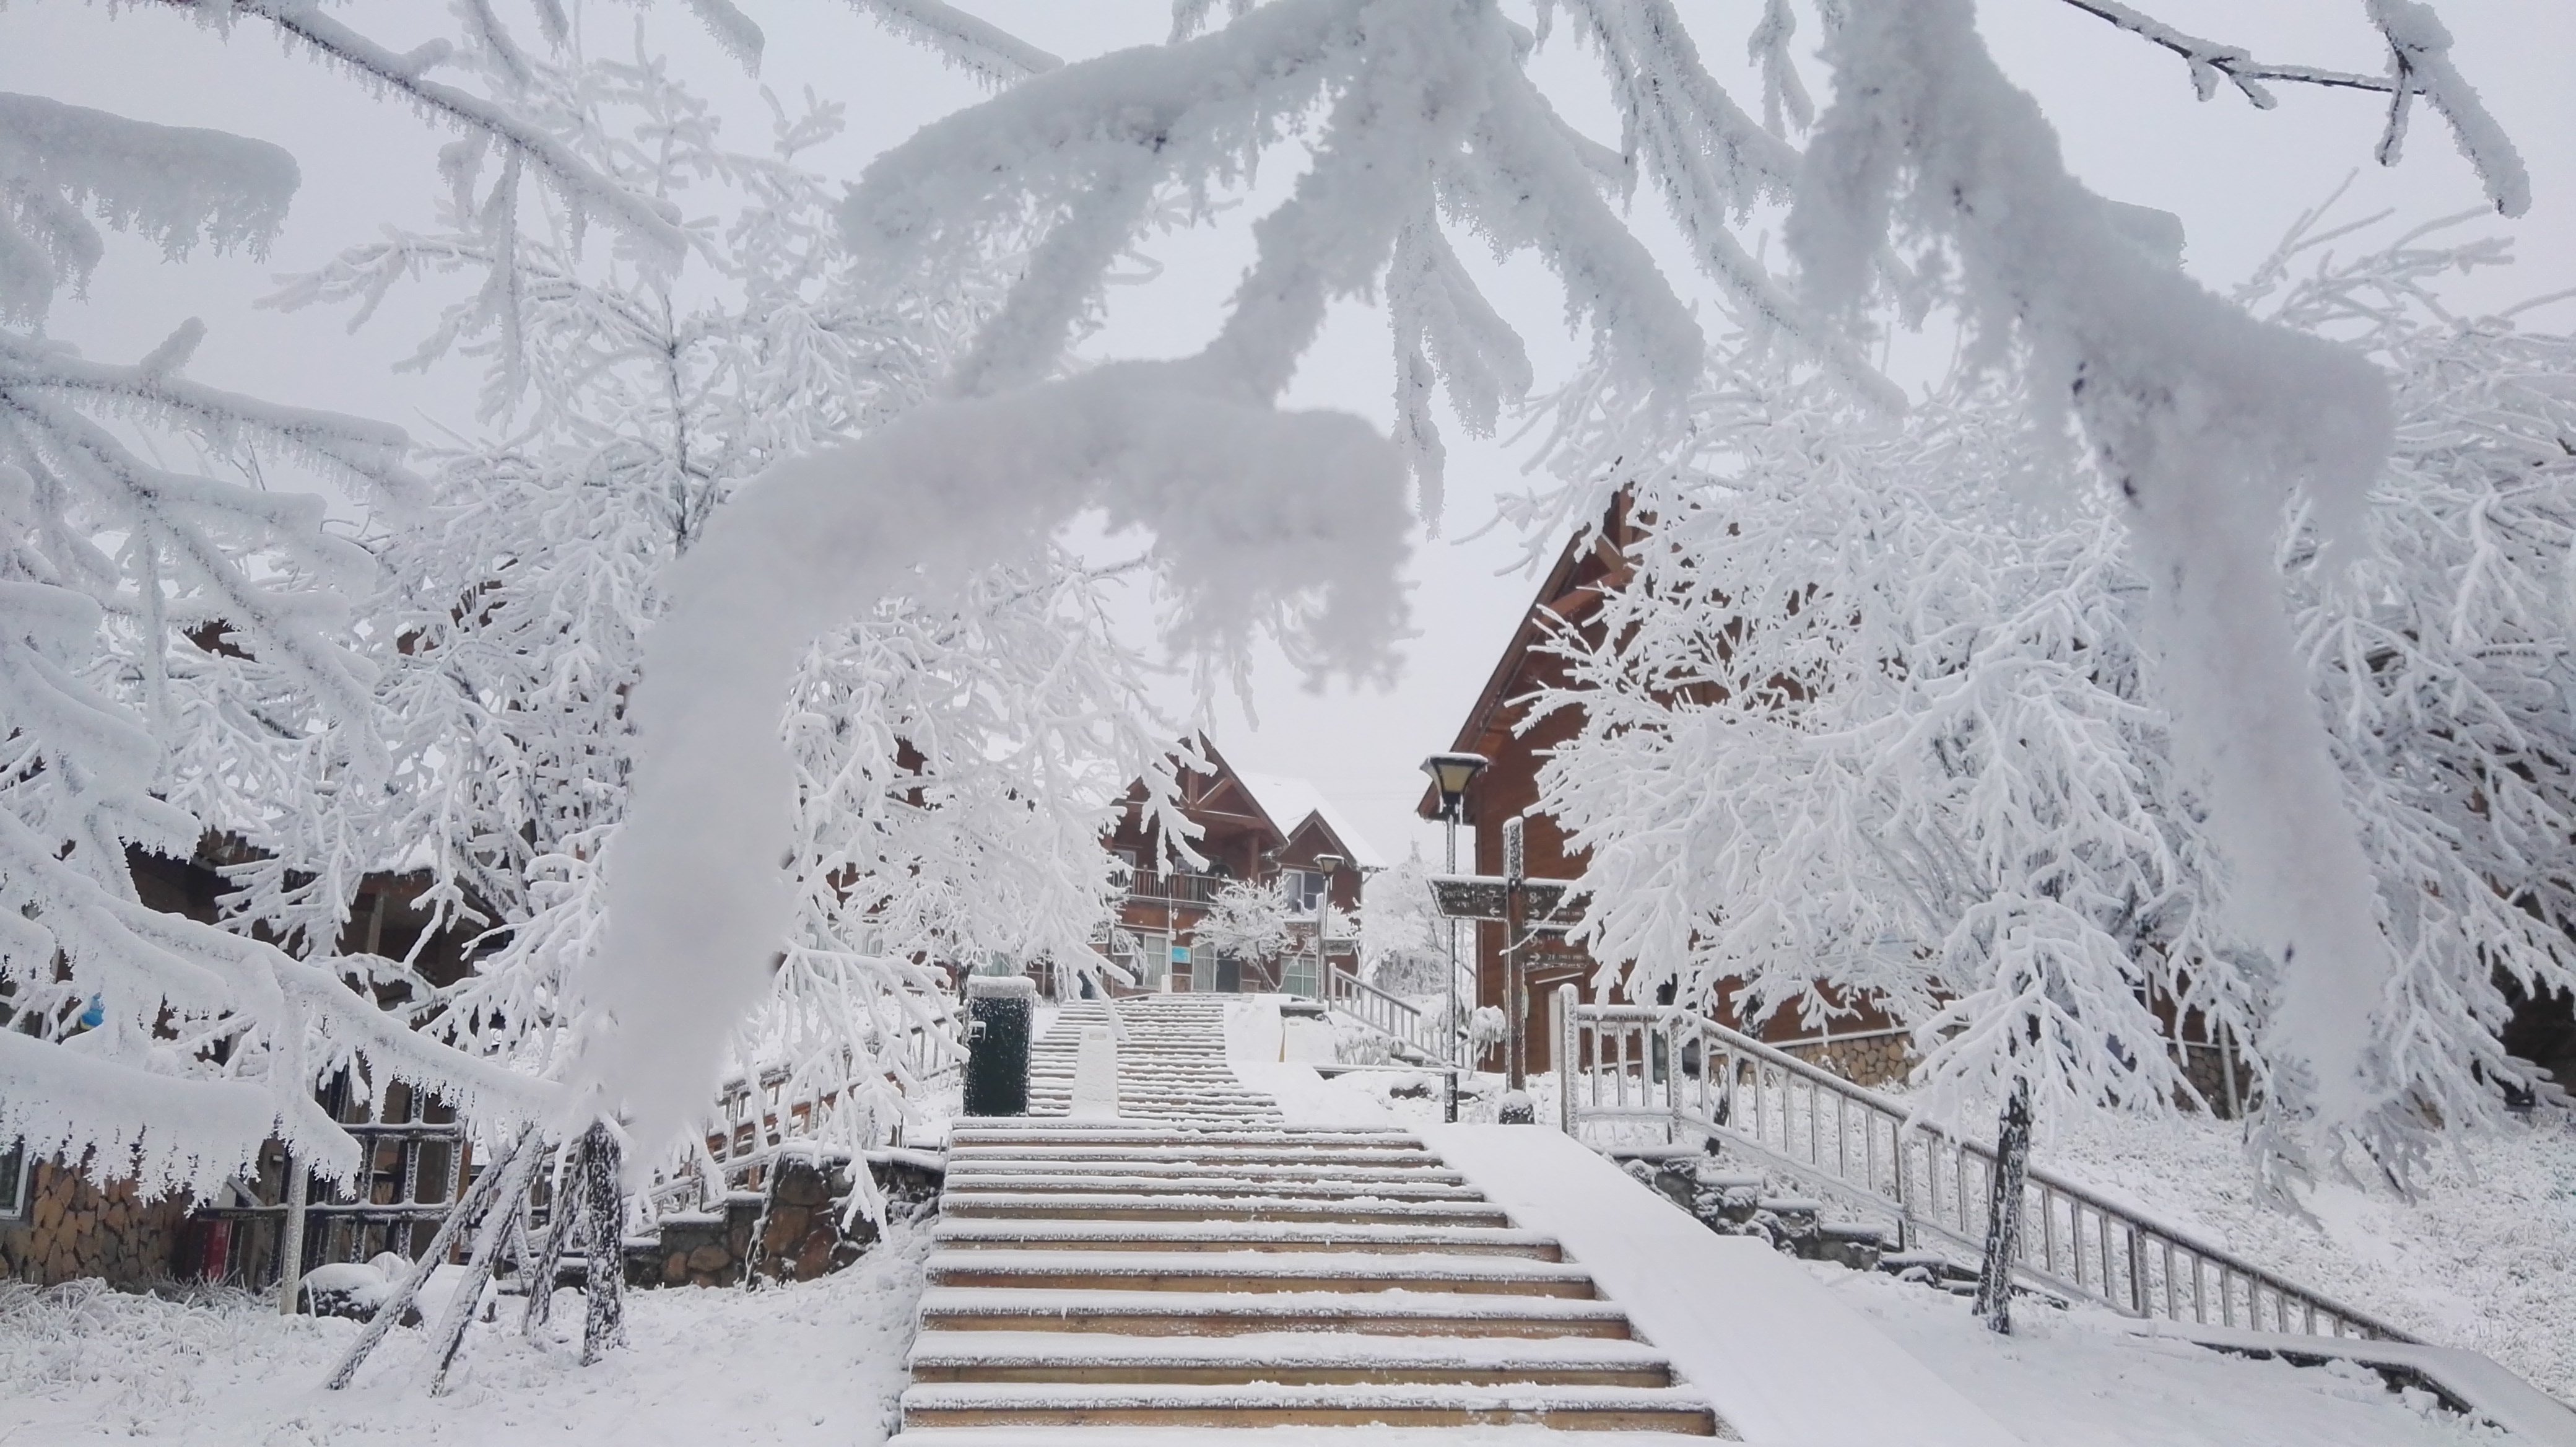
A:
[1554, 991, 2415, 1344]
[1323, 964, 1444, 1064]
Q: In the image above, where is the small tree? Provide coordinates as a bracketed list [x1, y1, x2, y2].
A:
[1198, 878, 1297, 979]
[1363, 851, 1450, 999]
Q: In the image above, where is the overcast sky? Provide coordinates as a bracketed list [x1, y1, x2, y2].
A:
[8, 0, 2572, 870]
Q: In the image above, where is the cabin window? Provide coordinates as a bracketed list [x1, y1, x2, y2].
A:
[0, 1139, 27, 1222]
[1284, 869, 1325, 912]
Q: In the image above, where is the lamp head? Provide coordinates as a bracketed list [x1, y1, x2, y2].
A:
[1420, 753, 1488, 816]
[1315, 853, 1344, 875]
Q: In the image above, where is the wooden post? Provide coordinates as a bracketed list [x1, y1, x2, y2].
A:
[276, 1147, 308, 1317]
[1502, 817, 1525, 1095]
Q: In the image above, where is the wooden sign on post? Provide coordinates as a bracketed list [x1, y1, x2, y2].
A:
[1427, 815, 1579, 1117]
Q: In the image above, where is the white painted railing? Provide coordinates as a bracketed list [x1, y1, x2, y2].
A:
[1324, 964, 1443, 1063]
[1555, 991, 2414, 1344]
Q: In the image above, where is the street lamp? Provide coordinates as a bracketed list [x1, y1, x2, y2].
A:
[1419, 753, 1486, 1066]
[1309, 852, 1343, 999]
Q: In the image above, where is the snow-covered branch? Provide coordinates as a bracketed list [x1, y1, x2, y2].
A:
[2056, 0, 2528, 217]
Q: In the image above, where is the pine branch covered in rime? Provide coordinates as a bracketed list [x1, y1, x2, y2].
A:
[1538, 216, 2576, 1181]
[0, 90, 550, 1197]
[835, 0, 1716, 523]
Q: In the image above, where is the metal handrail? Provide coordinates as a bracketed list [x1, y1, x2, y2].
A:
[1323, 964, 1442, 1063]
[1556, 992, 2416, 1344]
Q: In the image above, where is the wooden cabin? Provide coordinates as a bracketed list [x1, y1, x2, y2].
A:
[1417, 495, 1909, 1083]
[1100, 736, 1385, 994]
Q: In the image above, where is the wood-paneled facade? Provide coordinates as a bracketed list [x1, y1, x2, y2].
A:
[1101, 737, 1374, 994]
[1419, 495, 1901, 1076]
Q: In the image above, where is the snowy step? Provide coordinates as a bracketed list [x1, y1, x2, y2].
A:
[947, 1143, 1449, 1169]
[931, 1218, 1562, 1259]
[923, 1249, 1597, 1298]
[946, 1160, 1468, 1187]
[942, 1172, 1486, 1202]
[941, 1192, 1513, 1228]
[907, 1329, 1673, 1387]
[903, 1427, 1717, 1447]
[898, 1381, 1717, 1432]
[917, 1286, 1639, 1339]
[951, 1127, 1419, 1148]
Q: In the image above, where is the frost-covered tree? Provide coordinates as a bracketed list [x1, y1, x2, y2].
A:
[1198, 878, 1297, 973]
[258, 11, 1206, 1183]
[1363, 850, 1450, 998]
[585, 0, 2538, 1166]
[0, 90, 539, 1196]
[1536, 213, 2576, 1327]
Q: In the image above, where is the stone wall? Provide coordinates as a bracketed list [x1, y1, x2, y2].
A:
[0, 1161, 191, 1287]
[631, 1151, 942, 1290]
[2177, 1039, 2255, 1117]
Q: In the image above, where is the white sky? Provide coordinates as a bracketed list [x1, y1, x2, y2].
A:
[7, 0, 2572, 870]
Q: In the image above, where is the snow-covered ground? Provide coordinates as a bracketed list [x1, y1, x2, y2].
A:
[0, 1222, 933, 1445]
[1811, 1264, 2508, 1447]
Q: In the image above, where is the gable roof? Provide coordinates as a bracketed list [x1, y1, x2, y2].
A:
[1418, 491, 1642, 818]
[1234, 768, 1390, 872]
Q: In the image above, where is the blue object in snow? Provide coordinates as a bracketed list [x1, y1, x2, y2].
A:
[79, 995, 104, 1028]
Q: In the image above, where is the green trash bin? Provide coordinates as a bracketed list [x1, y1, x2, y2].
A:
[964, 975, 1035, 1117]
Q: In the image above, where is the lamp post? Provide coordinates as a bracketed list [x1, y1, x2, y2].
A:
[1309, 853, 1342, 999]
[1419, 753, 1487, 1066]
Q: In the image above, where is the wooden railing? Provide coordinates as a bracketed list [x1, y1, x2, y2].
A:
[1554, 991, 2414, 1344]
[1124, 870, 1225, 907]
[1323, 964, 1443, 1064]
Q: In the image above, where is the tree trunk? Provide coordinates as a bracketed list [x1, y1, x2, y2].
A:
[1973, 1078, 2034, 1334]
[580, 1121, 627, 1364]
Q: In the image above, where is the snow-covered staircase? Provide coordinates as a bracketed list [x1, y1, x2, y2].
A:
[900, 997, 1721, 1435]
[1025, 995, 1281, 1126]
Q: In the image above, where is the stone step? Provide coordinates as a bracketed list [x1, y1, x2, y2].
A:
[946, 1160, 1468, 1187]
[942, 1173, 1486, 1203]
[931, 1218, 1562, 1259]
[941, 1192, 1514, 1228]
[923, 1249, 1596, 1298]
[951, 1127, 1420, 1148]
[946, 1143, 1449, 1169]
[917, 1286, 1639, 1339]
[893, 1428, 1719, 1447]
[907, 1329, 1672, 1387]
[898, 1381, 1717, 1432]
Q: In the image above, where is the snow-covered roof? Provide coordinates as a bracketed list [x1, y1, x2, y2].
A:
[1232, 768, 1389, 871]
